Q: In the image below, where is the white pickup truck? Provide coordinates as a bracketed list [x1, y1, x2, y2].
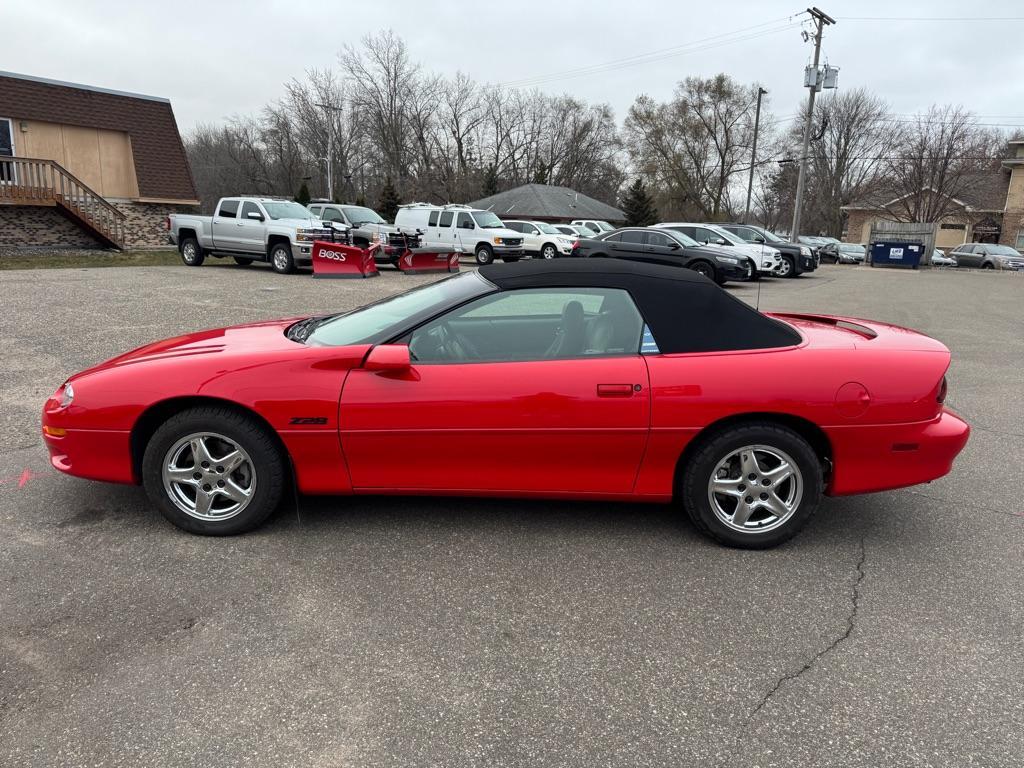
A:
[168, 197, 333, 274]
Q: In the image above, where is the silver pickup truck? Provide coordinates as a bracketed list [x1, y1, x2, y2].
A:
[168, 197, 333, 273]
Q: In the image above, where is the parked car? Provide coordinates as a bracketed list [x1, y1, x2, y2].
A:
[796, 236, 829, 255]
[43, 259, 970, 548]
[718, 223, 817, 277]
[503, 220, 575, 259]
[394, 204, 524, 265]
[819, 242, 866, 264]
[571, 219, 616, 235]
[654, 222, 783, 277]
[554, 224, 590, 238]
[930, 249, 957, 267]
[574, 226, 752, 284]
[306, 201, 397, 248]
[168, 197, 333, 274]
[948, 243, 1024, 270]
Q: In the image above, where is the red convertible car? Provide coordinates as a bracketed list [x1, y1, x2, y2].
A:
[42, 260, 969, 548]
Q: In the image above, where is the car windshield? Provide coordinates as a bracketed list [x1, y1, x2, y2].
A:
[342, 206, 385, 225]
[536, 222, 561, 234]
[758, 228, 786, 243]
[596, 221, 615, 232]
[304, 271, 495, 347]
[666, 229, 700, 247]
[986, 245, 1022, 256]
[472, 211, 505, 229]
[840, 244, 864, 253]
[263, 201, 316, 220]
[706, 226, 744, 246]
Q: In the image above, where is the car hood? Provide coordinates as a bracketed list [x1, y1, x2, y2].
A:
[272, 217, 328, 228]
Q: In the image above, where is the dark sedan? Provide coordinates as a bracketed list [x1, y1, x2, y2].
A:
[573, 227, 753, 284]
[719, 223, 818, 277]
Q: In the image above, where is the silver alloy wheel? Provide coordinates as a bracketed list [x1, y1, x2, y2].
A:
[162, 432, 256, 521]
[272, 247, 290, 271]
[707, 444, 802, 533]
[542, 244, 557, 259]
[778, 257, 793, 277]
[182, 241, 197, 263]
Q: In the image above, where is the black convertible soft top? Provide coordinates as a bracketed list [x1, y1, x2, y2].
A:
[479, 260, 800, 353]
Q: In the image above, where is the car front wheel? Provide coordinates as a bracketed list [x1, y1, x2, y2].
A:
[680, 422, 822, 548]
[475, 245, 494, 265]
[270, 243, 296, 274]
[777, 255, 795, 278]
[142, 407, 287, 535]
[689, 260, 716, 281]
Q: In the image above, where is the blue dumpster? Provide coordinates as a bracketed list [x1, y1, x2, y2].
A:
[870, 240, 923, 269]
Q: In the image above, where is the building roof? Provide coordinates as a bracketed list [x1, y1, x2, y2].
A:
[468, 183, 625, 222]
[843, 169, 1010, 214]
[0, 71, 197, 202]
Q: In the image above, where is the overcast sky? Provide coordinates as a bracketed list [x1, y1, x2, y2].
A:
[3, 0, 1023, 139]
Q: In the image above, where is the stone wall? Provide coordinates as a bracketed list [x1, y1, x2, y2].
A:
[0, 205, 101, 250]
[843, 211, 874, 243]
[0, 200, 196, 252]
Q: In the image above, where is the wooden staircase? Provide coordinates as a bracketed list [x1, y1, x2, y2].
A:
[0, 157, 127, 249]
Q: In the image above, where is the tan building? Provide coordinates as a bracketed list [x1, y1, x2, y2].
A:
[0, 71, 199, 251]
[842, 139, 1024, 251]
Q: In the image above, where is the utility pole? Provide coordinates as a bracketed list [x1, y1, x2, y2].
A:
[790, 7, 835, 239]
[744, 87, 768, 223]
[315, 102, 345, 202]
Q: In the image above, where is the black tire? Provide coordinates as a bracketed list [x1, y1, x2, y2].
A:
[778, 255, 795, 278]
[540, 243, 558, 260]
[180, 237, 205, 267]
[689, 260, 717, 282]
[142, 406, 287, 536]
[680, 422, 823, 549]
[982, 262, 994, 270]
[270, 242, 296, 274]
[233, 257, 254, 266]
[503, 256, 521, 263]
[475, 245, 495, 265]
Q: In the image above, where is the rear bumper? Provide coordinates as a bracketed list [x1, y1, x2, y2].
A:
[825, 408, 970, 495]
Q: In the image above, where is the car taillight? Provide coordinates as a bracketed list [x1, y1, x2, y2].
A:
[937, 376, 948, 404]
[165, 216, 171, 231]
[571, 239, 580, 251]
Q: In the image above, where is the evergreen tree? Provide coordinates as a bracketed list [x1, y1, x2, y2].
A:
[482, 164, 499, 197]
[621, 178, 658, 226]
[294, 182, 311, 207]
[377, 178, 400, 222]
[532, 166, 548, 185]
[355, 194, 367, 207]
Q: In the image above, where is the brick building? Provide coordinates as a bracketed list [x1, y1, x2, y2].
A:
[0, 71, 198, 251]
[841, 139, 1024, 251]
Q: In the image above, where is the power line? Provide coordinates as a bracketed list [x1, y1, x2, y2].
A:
[839, 16, 1024, 21]
[496, 17, 801, 89]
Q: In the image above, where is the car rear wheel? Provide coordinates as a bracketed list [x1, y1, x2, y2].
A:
[180, 237, 204, 267]
[270, 243, 296, 274]
[680, 422, 822, 549]
[541, 243, 558, 260]
[475, 245, 495, 265]
[777, 255, 795, 278]
[142, 407, 287, 535]
[982, 262, 994, 270]
[233, 257, 253, 266]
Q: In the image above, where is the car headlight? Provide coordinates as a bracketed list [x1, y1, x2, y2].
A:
[800, 246, 812, 256]
[715, 255, 739, 265]
[371, 232, 382, 243]
[59, 382, 74, 408]
[493, 237, 504, 245]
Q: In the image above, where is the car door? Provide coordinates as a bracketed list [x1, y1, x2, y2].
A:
[643, 231, 681, 265]
[211, 199, 241, 249]
[521, 223, 542, 253]
[454, 211, 477, 253]
[236, 200, 266, 253]
[339, 287, 651, 494]
[436, 209, 457, 251]
[607, 229, 646, 257]
[952, 244, 975, 267]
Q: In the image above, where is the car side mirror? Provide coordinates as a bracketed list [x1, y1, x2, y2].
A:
[460, 221, 475, 230]
[716, 238, 728, 245]
[364, 344, 411, 373]
[247, 212, 264, 221]
[668, 241, 680, 250]
[753, 236, 765, 243]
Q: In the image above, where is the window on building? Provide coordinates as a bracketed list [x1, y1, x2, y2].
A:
[1016, 229, 1024, 250]
[940, 223, 966, 230]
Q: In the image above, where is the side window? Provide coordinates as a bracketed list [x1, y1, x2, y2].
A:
[456, 212, 473, 229]
[619, 230, 645, 245]
[603, 233, 621, 243]
[696, 227, 717, 243]
[240, 201, 262, 220]
[439, 211, 454, 228]
[647, 232, 673, 247]
[504, 222, 521, 232]
[525, 224, 539, 234]
[408, 288, 644, 364]
[731, 227, 756, 242]
[321, 208, 344, 223]
[218, 199, 239, 219]
[428, 210, 439, 226]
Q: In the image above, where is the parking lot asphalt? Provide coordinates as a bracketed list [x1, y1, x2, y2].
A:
[1, 260, 1022, 767]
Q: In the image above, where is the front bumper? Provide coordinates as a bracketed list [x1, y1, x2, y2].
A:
[825, 408, 970, 496]
[494, 247, 525, 258]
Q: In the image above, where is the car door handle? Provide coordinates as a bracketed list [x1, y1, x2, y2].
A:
[597, 383, 635, 397]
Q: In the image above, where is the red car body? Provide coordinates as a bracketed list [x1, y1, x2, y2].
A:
[42, 296, 969, 507]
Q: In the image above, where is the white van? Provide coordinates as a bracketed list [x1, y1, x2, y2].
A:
[394, 204, 525, 264]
